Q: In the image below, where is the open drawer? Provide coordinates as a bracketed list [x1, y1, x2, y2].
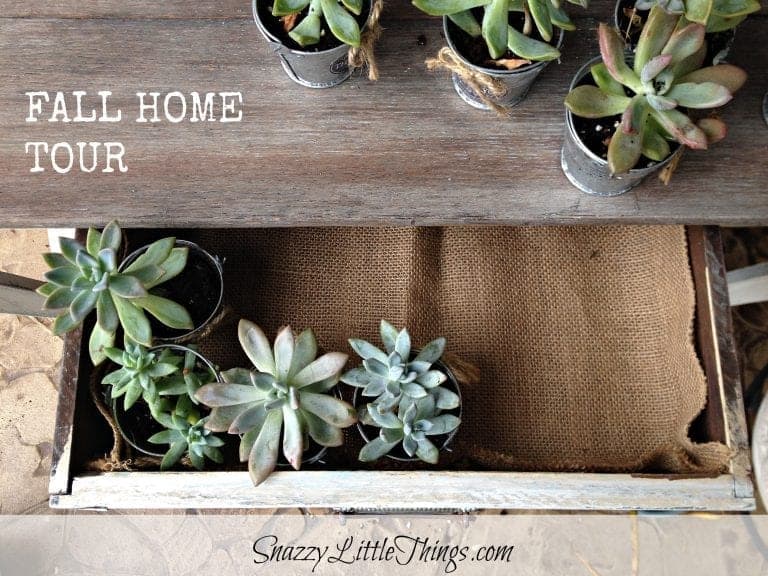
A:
[48, 226, 754, 511]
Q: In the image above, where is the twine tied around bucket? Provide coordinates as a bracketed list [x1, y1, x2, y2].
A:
[348, 0, 384, 80]
[426, 47, 509, 116]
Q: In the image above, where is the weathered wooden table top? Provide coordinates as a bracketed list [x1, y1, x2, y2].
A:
[0, 0, 765, 227]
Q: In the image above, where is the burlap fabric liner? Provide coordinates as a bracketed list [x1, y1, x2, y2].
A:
[89, 225, 729, 474]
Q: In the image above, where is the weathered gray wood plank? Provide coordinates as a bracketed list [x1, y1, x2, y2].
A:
[51, 470, 755, 511]
[0, 271, 50, 316]
[0, 0, 250, 19]
[1, 4, 766, 227]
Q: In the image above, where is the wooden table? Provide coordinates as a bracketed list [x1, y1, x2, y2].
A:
[1, 0, 766, 228]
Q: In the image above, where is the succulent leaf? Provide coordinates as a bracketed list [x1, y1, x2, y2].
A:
[448, 10, 483, 37]
[412, 0, 487, 16]
[301, 392, 357, 427]
[289, 329, 318, 378]
[304, 410, 344, 447]
[195, 383, 265, 406]
[685, 0, 713, 23]
[634, 5, 679, 76]
[650, 107, 709, 149]
[661, 23, 706, 67]
[134, 295, 194, 330]
[506, 25, 561, 61]
[288, 13, 323, 47]
[678, 64, 747, 93]
[293, 352, 349, 387]
[359, 437, 400, 462]
[529, 0, 554, 42]
[565, 85, 631, 118]
[274, 326, 295, 383]
[608, 121, 644, 175]
[482, 0, 509, 60]
[320, 0, 361, 47]
[599, 24, 643, 93]
[698, 117, 728, 144]
[415, 438, 439, 464]
[249, 409, 283, 486]
[238, 320, 276, 375]
[641, 126, 672, 160]
[664, 81, 732, 108]
[282, 404, 304, 470]
[229, 402, 268, 435]
[112, 297, 152, 346]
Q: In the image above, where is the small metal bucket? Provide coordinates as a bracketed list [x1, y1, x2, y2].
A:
[253, 0, 368, 89]
[443, 17, 564, 110]
[560, 55, 682, 197]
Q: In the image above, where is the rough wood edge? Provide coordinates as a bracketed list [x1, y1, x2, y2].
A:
[695, 226, 753, 498]
[48, 229, 88, 497]
[50, 470, 755, 511]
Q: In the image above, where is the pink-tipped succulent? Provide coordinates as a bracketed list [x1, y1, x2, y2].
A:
[564, 7, 746, 175]
[195, 320, 357, 486]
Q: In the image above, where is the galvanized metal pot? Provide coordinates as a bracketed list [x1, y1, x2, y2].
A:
[119, 239, 224, 344]
[252, 0, 368, 89]
[561, 56, 682, 197]
[443, 17, 564, 110]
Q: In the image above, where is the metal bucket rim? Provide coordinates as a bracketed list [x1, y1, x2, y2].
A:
[443, 16, 564, 79]
[252, 0, 371, 57]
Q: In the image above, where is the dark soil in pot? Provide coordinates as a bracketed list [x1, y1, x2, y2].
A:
[615, 0, 735, 64]
[446, 9, 552, 71]
[122, 241, 223, 341]
[570, 71, 679, 170]
[111, 394, 167, 457]
[256, 0, 371, 52]
[353, 359, 462, 463]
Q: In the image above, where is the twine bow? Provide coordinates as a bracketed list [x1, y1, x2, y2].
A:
[425, 47, 510, 116]
[348, 0, 384, 81]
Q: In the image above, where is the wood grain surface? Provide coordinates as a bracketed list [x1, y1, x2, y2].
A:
[0, 1, 766, 228]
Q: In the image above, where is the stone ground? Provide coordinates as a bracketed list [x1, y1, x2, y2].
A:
[0, 229, 62, 514]
[0, 228, 766, 514]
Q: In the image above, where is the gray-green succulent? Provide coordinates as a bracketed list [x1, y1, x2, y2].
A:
[341, 321, 460, 414]
[359, 394, 461, 464]
[102, 340, 184, 412]
[564, 10, 746, 175]
[342, 321, 461, 464]
[634, 0, 760, 32]
[38, 221, 193, 365]
[148, 415, 225, 471]
[413, 0, 589, 62]
[195, 320, 357, 486]
[273, 0, 363, 48]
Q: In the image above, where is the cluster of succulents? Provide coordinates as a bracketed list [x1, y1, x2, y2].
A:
[102, 341, 224, 470]
[633, 0, 760, 32]
[342, 321, 461, 464]
[273, 0, 364, 47]
[565, 8, 746, 174]
[414, 0, 589, 61]
[38, 221, 193, 365]
[195, 320, 357, 486]
[148, 415, 225, 471]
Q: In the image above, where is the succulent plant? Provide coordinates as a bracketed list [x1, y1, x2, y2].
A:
[37, 221, 193, 365]
[148, 415, 225, 471]
[102, 340, 183, 412]
[564, 10, 746, 175]
[359, 394, 461, 463]
[272, 0, 363, 48]
[413, 0, 589, 61]
[633, 0, 760, 32]
[341, 320, 460, 414]
[195, 320, 357, 486]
